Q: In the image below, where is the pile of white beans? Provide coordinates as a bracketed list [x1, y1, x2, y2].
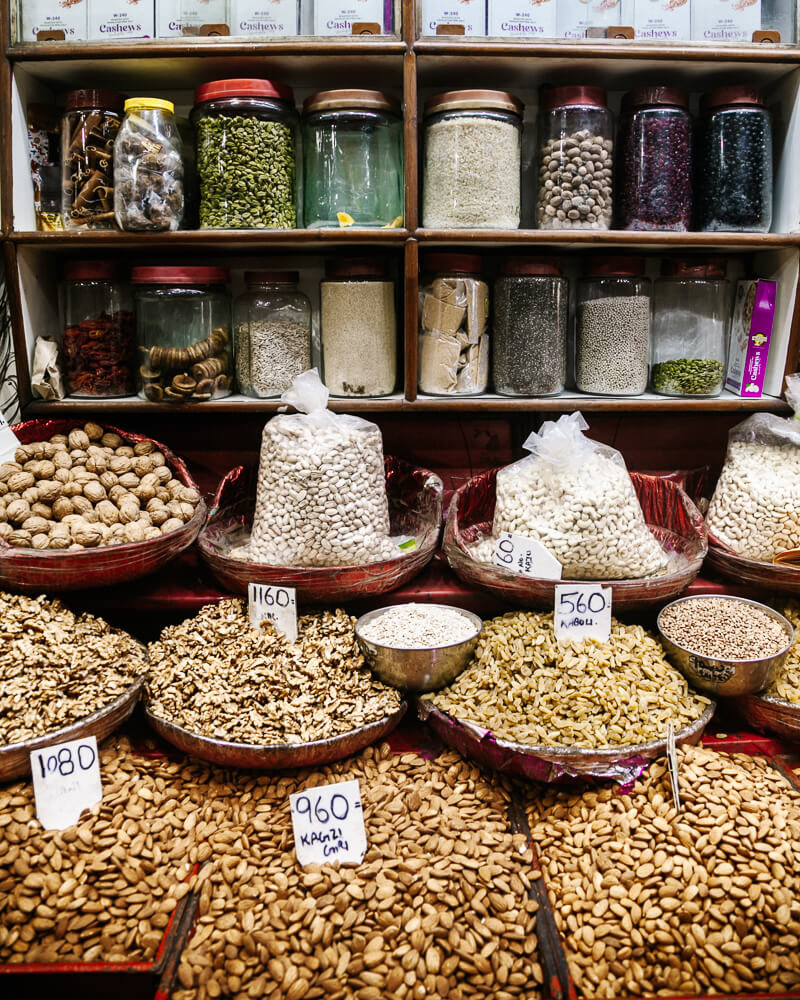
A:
[231, 414, 399, 567]
[707, 440, 800, 561]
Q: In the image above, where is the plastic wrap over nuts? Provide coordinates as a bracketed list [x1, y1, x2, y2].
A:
[419, 276, 489, 395]
[232, 370, 400, 567]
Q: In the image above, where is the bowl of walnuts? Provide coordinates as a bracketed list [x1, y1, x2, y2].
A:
[0, 419, 206, 591]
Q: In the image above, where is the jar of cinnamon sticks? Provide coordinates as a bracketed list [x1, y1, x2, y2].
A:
[61, 89, 125, 231]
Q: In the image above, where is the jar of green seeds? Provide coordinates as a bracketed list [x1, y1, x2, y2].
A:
[192, 78, 299, 230]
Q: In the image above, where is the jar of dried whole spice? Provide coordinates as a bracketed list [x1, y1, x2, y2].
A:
[493, 258, 567, 397]
[61, 89, 125, 231]
[537, 86, 613, 231]
[192, 78, 298, 230]
[422, 90, 523, 229]
[61, 261, 135, 398]
[616, 87, 692, 232]
[320, 259, 396, 397]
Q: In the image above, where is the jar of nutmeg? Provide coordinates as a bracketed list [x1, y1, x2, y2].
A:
[132, 266, 232, 403]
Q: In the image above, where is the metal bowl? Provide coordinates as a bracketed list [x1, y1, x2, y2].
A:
[355, 605, 483, 692]
[657, 595, 795, 698]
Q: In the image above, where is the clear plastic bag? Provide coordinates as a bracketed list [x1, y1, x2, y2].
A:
[475, 412, 670, 579]
[418, 276, 489, 395]
[233, 369, 398, 567]
[706, 375, 800, 561]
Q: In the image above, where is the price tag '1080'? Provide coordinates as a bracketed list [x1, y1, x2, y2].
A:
[31, 735, 102, 831]
[554, 584, 612, 643]
[248, 583, 298, 643]
[290, 779, 367, 866]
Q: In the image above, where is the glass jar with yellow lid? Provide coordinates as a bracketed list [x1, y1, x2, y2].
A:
[114, 97, 184, 231]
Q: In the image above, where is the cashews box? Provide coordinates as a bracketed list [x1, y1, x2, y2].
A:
[420, 0, 486, 35]
[156, 0, 230, 36]
[88, 1, 154, 39]
[726, 279, 777, 398]
[19, 0, 87, 41]
[634, 0, 690, 39]
[692, 0, 761, 43]
[314, 0, 389, 34]
[488, 0, 556, 38]
[557, 0, 624, 38]
[231, 0, 300, 33]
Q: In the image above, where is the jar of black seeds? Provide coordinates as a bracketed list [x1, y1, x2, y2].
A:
[616, 86, 692, 232]
[493, 257, 568, 396]
[698, 86, 773, 234]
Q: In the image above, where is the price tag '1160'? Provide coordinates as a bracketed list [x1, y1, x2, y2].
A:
[31, 735, 102, 831]
[554, 584, 612, 643]
[290, 779, 367, 866]
[248, 583, 298, 643]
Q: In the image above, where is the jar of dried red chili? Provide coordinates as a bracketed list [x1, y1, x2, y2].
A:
[61, 260, 135, 398]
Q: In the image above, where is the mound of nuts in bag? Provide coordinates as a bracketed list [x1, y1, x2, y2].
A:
[231, 370, 399, 567]
[0, 422, 200, 550]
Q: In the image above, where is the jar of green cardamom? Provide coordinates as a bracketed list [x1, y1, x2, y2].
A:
[191, 78, 299, 230]
[652, 258, 730, 398]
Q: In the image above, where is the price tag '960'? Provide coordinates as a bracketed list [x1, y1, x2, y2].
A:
[31, 735, 102, 831]
[248, 583, 298, 643]
[554, 584, 612, 643]
[290, 779, 367, 866]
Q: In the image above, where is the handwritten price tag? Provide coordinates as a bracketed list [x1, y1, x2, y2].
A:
[248, 583, 298, 643]
[290, 779, 367, 866]
[666, 722, 682, 812]
[31, 736, 102, 831]
[554, 584, 612, 643]
[493, 532, 562, 580]
[0, 414, 21, 465]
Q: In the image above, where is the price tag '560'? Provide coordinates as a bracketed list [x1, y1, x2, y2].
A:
[554, 584, 612, 643]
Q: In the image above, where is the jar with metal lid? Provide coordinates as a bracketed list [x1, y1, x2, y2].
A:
[493, 258, 567, 397]
[302, 90, 403, 229]
[537, 85, 613, 231]
[320, 258, 396, 397]
[234, 271, 312, 398]
[652, 258, 730, 397]
[422, 90, 523, 230]
[418, 253, 489, 396]
[191, 78, 298, 230]
[114, 98, 184, 232]
[575, 257, 651, 396]
[61, 89, 125, 231]
[698, 86, 773, 234]
[133, 266, 232, 403]
[61, 260, 135, 398]
[616, 87, 692, 232]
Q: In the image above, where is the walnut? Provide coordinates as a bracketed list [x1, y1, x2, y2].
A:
[53, 451, 72, 470]
[36, 480, 63, 503]
[100, 471, 119, 490]
[102, 432, 123, 449]
[31, 502, 52, 520]
[72, 495, 93, 516]
[119, 472, 140, 490]
[82, 509, 99, 524]
[22, 487, 40, 504]
[144, 526, 163, 540]
[50, 434, 69, 446]
[6, 499, 31, 524]
[166, 500, 184, 519]
[115, 446, 135, 459]
[55, 468, 72, 485]
[63, 482, 84, 498]
[179, 502, 195, 522]
[31, 533, 49, 550]
[83, 481, 107, 504]
[8, 529, 32, 547]
[134, 483, 156, 503]
[119, 501, 140, 524]
[68, 429, 91, 450]
[62, 514, 85, 529]
[109, 485, 127, 504]
[0, 482, 8, 496]
[84, 422, 104, 441]
[155, 466, 172, 484]
[71, 468, 96, 485]
[161, 517, 185, 535]
[133, 455, 154, 477]
[96, 500, 120, 526]
[0, 522, 13, 540]
[52, 497, 74, 521]
[70, 448, 88, 464]
[0, 462, 22, 481]
[47, 532, 71, 550]
[86, 455, 108, 474]
[180, 487, 201, 506]
[156, 488, 171, 503]
[137, 511, 153, 528]
[22, 515, 51, 535]
[8, 471, 35, 493]
[146, 497, 165, 513]
[73, 522, 103, 547]
[107, 523, 127, 541]
[27, 459, 56, 479]
[110, 456, 133, 475]
[149, 507, 169, 527]
[123, 521, 147, 543]
[150, 451, 167, 469]
[42, 443, 59, 459]
[14, 447, 31, 464]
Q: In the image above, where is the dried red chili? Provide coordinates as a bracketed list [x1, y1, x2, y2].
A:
[63, 310, 136, 397]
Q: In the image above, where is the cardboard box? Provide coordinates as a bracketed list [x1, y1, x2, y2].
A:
[230, 0, 300, 34]
[20, 0, 86, 41]
[634, 0, 690, 40]
[692, 0, 761, 43]
[420, 0, 486, 35]
[488, 0, 556, 38]
[314, 0, 387, 34]
[726, 279, 777, 398]
[156, 0, 229, 36]
[557, 0, 623, 38]
[88, 1, 154, 39]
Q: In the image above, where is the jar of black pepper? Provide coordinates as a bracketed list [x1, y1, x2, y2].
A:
[698, 86, 773, 234]
[616, 87, 692, 232]
[652, 258, 730, 398]
[493, 258, 567, 397]
[61, 89, 125, 231]
[575, 257, 651, 397]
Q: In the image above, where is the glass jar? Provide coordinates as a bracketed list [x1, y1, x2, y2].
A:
[61, 89, 124, 231]
[133, 266, 232, 403]
[61, 261, 135, 398]
[616, 87, 692, 232]
[114, 98, 184, 232]
[652, 258, 730, 398]
[302, 90, 403, 229]
[422, 90, 523, 229]
[320, 259, 396, 397]
[234, 271, 312, 398]
[537, 85, 613, 231]
[191, 78, 298, 230]
[418, 253, 489, 396]
[698, 86, 773, 234]
[493, 258, 567, 397]
[576, 257, 651, 396]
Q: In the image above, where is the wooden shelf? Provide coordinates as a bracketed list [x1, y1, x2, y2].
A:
[10, 229, 410, 251]
[24, 394, 408, 416]
[416, 230, 800, 251]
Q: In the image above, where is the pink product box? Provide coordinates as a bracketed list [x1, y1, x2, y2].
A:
[726, 279, 778, 398]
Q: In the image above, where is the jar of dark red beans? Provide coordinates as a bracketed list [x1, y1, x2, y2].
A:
[616, 87, 692, 232]
[61, 261, 135, 398]
[698, 86, 773, 234]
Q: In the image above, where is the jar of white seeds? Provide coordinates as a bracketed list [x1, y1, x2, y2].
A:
[233, 271, 311, 398]
[575, 257, 651, 397]
[422, 90, 523, 229]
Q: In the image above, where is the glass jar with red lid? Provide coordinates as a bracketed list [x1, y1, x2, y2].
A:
[191, 78, 299, 230]
[61, 260, 135, 398]
[133, 266, 232, 403]
[537, 85, 614, 231]
[575, 257, 651, 396]
[652, 258, 730, 397]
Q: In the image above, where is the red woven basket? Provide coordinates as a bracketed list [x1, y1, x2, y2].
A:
[0, 419, 206, 593]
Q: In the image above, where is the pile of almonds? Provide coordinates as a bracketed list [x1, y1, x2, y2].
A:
[0, 422, 200, 550]
[527, 745, 800, 997]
